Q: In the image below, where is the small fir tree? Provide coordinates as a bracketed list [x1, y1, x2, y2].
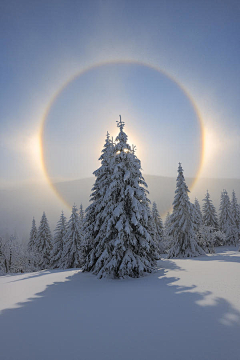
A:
[198, 225, 215, 254]
[191, 199, 203, 247]
[202, 190, 220, 246]
[168, 163, 205, 258]
[83, 117, 158, 278]
[36, 212, 53, 269]
[219, 190, 238, 246]
[79, 204, 85, 234]
[202, 190, 218, 230]
[152, 201, 165, 253]
[60, 205, 82, 269]
[194, 198, 203, 229]
[28, 217, 37, 253]
[51, 211, 67, 269]
[231, 190, 240, 240]
[27, 218, 39, 271]
[164, 212, 171, 232]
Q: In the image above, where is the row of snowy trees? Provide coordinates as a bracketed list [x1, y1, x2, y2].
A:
[164, 164, 240, 258]
[0, 205, 85, 274]
[27, 204, 85, 271]
[1, 118, 240, 277]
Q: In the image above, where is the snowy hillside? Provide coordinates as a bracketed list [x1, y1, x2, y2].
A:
[0, 247, 239, 360]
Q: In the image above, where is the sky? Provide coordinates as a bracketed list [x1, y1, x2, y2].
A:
[1, 0, 240, 191]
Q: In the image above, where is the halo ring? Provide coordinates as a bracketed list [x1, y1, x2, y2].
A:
[40, 60, 205, 209]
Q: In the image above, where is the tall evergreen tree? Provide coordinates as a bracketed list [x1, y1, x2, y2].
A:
[79, 204, 85, 232]
[82, 132, 114, 262]
[164, 212, 171, 231]
[36, 212, 53, 269]
[51, 211, 67, 268]
[190, 202, 200, 235]
[194, 198, 203, 229]
[27, 217, 39, 270]
[231, 190, 240, 240]
[83, 117, 158, 278]
[168, 163, 205, 258]
[219, 190, 238, 245]
[191, 199, 204, 247]
[28, 217, 37, 253]
[60, 205, 82, 269]
[152, 201, 164, 253]
[202, 190, 218, 230]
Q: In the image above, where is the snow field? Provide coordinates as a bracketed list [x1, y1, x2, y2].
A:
[0, 247, 239, 360]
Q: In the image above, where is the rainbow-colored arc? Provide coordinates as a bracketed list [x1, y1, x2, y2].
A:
[39, 60, 206, 210]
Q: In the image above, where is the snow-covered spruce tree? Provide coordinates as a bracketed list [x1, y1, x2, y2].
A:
[82, 132, 115, 264]
[50, 211, 67, 269]
[190, 202, 201, 236]
[231, 190, 240, 239]
[168, 163, 205, 258]
[219, 190, 238, 246]
[152, 201, 165, 253]
[198, 225, 215, 254]
[191, 199, 206, 248]
[36, 212, 53, 269]
[83, 117, 158, 278]
[194, 198, 203, 229]
[27, 217, 40, 271]
[202, 190, 218, 230]
[79, 204, 85, 235]
[164, 212, 171, 233]
[28, 217, 37, 253]
[60, 205, 82, 269]
[202, 190, 221, 246]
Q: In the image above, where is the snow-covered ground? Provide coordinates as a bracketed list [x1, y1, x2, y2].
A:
[0, 247, 239, 360]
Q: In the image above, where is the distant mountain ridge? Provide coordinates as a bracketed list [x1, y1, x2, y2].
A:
[54, 175, 240, 216]
[0, 175, 240, 241]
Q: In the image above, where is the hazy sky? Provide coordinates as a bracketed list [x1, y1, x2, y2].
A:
[1, 0, 240, 189]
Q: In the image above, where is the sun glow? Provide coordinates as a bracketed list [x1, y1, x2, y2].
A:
[198, 126, 221, 177]
[39, 60, 206, 209]
[27, 133, 45, 178]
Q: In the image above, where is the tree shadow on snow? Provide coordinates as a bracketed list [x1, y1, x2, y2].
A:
[7, 268, 77, 283]
[192, 247, 240, 264]
[0, 264, 239, 360]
